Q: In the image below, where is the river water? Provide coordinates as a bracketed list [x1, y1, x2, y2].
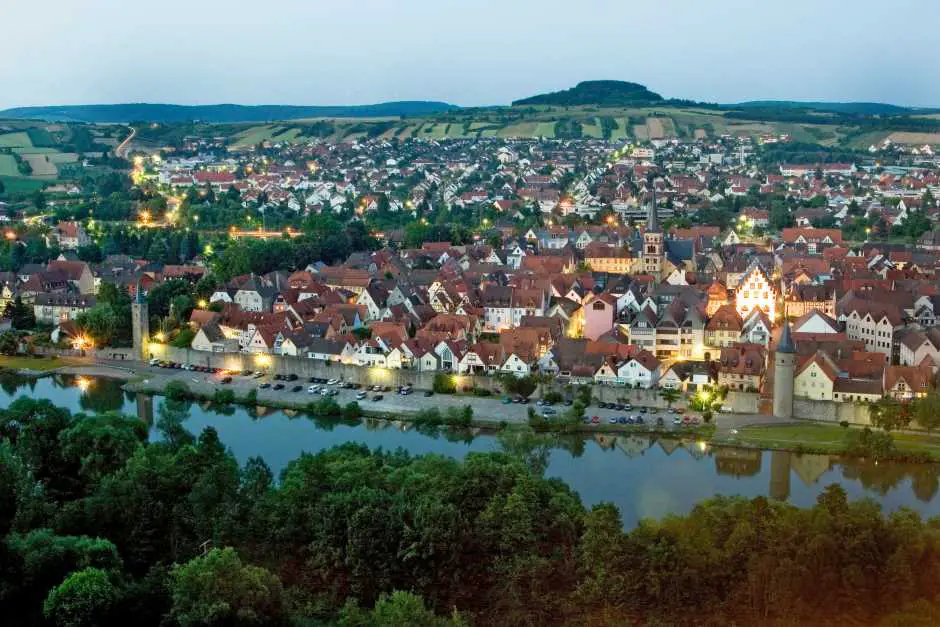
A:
[4, 373, 940, 528]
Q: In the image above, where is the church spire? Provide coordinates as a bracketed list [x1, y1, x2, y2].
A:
[646, 177, 660, 233]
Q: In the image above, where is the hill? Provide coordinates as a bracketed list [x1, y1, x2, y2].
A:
[0, 101, 460, 123]
[513, 80, 663, 107]
[732, 100, 927, 116]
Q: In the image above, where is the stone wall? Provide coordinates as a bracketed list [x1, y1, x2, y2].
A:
[147, 346, 874, 424]
[793, 397, 873, 426]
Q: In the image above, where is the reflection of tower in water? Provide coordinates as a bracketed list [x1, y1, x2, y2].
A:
[136, 392, 154, 425]
[769, 450, 791, 501]
[712, 446, 763, 477]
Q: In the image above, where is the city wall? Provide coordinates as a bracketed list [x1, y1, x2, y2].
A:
[147, 346, 873, 424]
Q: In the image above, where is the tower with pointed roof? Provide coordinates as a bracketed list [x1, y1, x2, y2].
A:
[642, 185, 663, 278]
[132, 280, 150, 361]
[773, 313, 796, 419]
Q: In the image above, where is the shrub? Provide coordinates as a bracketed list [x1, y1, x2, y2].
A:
[432, 373, 456, 394]
[165, 380, 191, 401]
[840, 420, 850, 429]
[544, 391, 563, 404]
[343, 402, 362, 420]
[243, 389, 258, 406]
[414, 408, 444, 427]
[213, 389, 235, 405]
[472, 388, 492, 397]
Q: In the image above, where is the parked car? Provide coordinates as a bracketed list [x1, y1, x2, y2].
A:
[327, 378, 339, 385]
[423, 390, 434, 397]
[542, 408, 556, 415]
[608, 417, 618, 424]
[259, 383, 271, 389]
[673, 417, 682, 425]
[307, 385, 319, 394]
[590, 415, 600, 424]
[273, 384, 284, 391]
[618, 416, 628, 424]
[220, 376, 232, 384]
[356, 391, 367, 400]
[291, 385, 302, 393]
[372, 394, 384, 402]
[635, 416, 645, 425]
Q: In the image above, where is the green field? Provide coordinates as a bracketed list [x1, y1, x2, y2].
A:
[0, 131, 33, 148]
[0, 154, 18, 176]
[0, 175, 47, 195]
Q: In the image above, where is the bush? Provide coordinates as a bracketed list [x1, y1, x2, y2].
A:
[444, 406, 473, 428]
[844, 427, 896, 460]
[213, 389, 235, 405]
[165, 380, 191, 401]
[243, 389, 258, 406]
[432, 373, 456, 394]
[840, 420, 850, 429]
[307, 398, 341, 419]
[170, 328, 196, 348]
[343, 402, 362, 420]
[413, 408, 444, 427]
[544, 391, 563, 404]
[471, 387, 492, 397]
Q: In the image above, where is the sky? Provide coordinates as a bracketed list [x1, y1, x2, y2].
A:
[2, 0, 939, 110]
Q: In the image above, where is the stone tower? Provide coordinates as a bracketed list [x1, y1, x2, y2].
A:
[642, 185, 663, 277]
[131, 281, 150, 361]
[773, 319, 796, 419]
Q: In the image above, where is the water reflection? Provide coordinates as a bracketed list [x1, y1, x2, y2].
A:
[4, 373, 940, 527]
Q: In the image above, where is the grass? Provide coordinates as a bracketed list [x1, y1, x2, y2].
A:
[0, 131, 33, 148]
[0, 175, 47, 196]
[730, 423, 940, 460]
[0, 355, 85, 372]
[0, 155, 18, 176]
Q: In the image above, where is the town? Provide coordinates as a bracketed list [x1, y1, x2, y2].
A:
[2, 121, 940, 426]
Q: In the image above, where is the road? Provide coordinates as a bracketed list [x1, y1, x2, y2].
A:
[115, 126, 137, 159]
[123, 363, 713, 434]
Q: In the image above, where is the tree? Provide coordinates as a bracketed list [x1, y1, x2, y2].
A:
[169, 547, 285, 627]
[659, 388, 680, 408]
[869, 397, 913, 432]
[340, 590, 466, 627]
[43, 567, 120, 627]
[4, 295, 36, 330]
[76, 305, 118, 347]
[0, 330, 18, 355]
[432, 373, 456, 394]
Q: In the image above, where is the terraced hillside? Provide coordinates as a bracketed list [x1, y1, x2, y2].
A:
[218, 104, 881, 148]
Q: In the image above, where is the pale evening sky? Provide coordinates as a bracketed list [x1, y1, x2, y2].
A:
[1, 0, 938, 110]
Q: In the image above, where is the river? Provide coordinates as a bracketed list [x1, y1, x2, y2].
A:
[4, 373, 940, 528]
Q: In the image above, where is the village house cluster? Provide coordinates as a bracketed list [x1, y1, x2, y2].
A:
[9, 129, 940, 411]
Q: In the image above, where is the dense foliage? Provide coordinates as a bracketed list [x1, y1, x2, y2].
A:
[4, 397, 940, 625]
[513, 80, 663, 106]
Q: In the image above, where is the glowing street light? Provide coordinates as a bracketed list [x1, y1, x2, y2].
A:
[154, 331, 166, 343]
[198, 299, 208, 309]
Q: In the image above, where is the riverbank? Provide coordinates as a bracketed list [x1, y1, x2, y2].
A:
[0, 354, 89, 377]
[55, 362, 940, 463]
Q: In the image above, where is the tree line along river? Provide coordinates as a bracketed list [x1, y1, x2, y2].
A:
[4, 372, 940, 528]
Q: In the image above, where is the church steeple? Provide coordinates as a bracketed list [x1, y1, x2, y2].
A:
[641, 179, 663, 278]
[646, 181, 660, 233]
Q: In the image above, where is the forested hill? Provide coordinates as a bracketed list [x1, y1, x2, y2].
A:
[0, 101, 460, 123]
[733, 100, 936, 115]
[513, 80, 663, 106]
